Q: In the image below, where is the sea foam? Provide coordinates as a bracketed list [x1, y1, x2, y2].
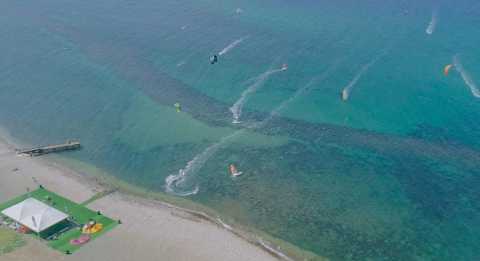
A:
[426, 10, 438, 35]
[218, 36, 249, 56]
[341, 51, 387, 101]
[230, 67, 285, 124]
[453, 55, 480, 98]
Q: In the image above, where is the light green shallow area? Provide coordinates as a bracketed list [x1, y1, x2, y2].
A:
[114, 94, 289, 152]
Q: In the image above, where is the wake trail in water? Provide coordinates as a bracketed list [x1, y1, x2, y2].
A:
[341, 50, 387, 101]
[259, 61, 339, 126]
[165, 131, 246, 196]
[165, 63, 338, 196]
[453, 55, 480, 98]
[230, 67, 286, 124]
[426, 9, 438, 35]
[218, 36, 249, 56]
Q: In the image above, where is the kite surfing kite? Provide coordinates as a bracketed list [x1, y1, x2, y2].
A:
[444, 64, 453, 76]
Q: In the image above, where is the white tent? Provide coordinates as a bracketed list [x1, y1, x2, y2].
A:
[1, 198, 69, 233]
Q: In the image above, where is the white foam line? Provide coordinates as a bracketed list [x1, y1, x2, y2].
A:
[341, 51, 387, 101]
[426, 9, 438, 35]
[254, 62, 339, 128]
[218, 36, 249, 56]
[257, 237, 294, 261]
[216, 218, 233, 231]
[453, 55, 480, 98]
[176, 61, 186, 67]
[230, 67, 285, 124]
[165, 172, 199, 196]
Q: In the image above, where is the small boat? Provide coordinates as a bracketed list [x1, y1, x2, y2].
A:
[229, 164, 243, 177]
[281, 63, 288, 70]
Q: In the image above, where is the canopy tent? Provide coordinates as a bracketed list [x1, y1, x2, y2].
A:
[1, 198, 69, 233]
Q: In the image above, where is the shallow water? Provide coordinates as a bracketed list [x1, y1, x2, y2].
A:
[1, 0, 480, 259]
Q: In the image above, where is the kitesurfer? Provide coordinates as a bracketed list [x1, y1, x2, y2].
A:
[341, 89, 349, 101]
[229, 164, 243, 177]
[210, 55, 218, 64]
[174, 102, 181, 112]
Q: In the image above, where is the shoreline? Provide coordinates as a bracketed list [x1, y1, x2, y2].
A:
[0, 134, 321, 261]
[51, 152, 321, 261]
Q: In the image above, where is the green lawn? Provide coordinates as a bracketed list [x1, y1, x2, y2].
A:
[0, 188, 117, 254]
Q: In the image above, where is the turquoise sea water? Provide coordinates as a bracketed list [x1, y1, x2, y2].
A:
[1, 0, 480, 259]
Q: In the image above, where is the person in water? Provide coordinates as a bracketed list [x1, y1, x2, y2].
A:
[210, 54, 218, 64]
[174, 102, 181, 112]
[229, 164, 243, 177]
[341, 89, 349, 101]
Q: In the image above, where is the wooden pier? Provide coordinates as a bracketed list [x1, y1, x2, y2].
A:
[17, 140, 81, 156]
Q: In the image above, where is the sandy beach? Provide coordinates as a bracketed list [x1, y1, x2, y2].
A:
[0, 137, 281, 261]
